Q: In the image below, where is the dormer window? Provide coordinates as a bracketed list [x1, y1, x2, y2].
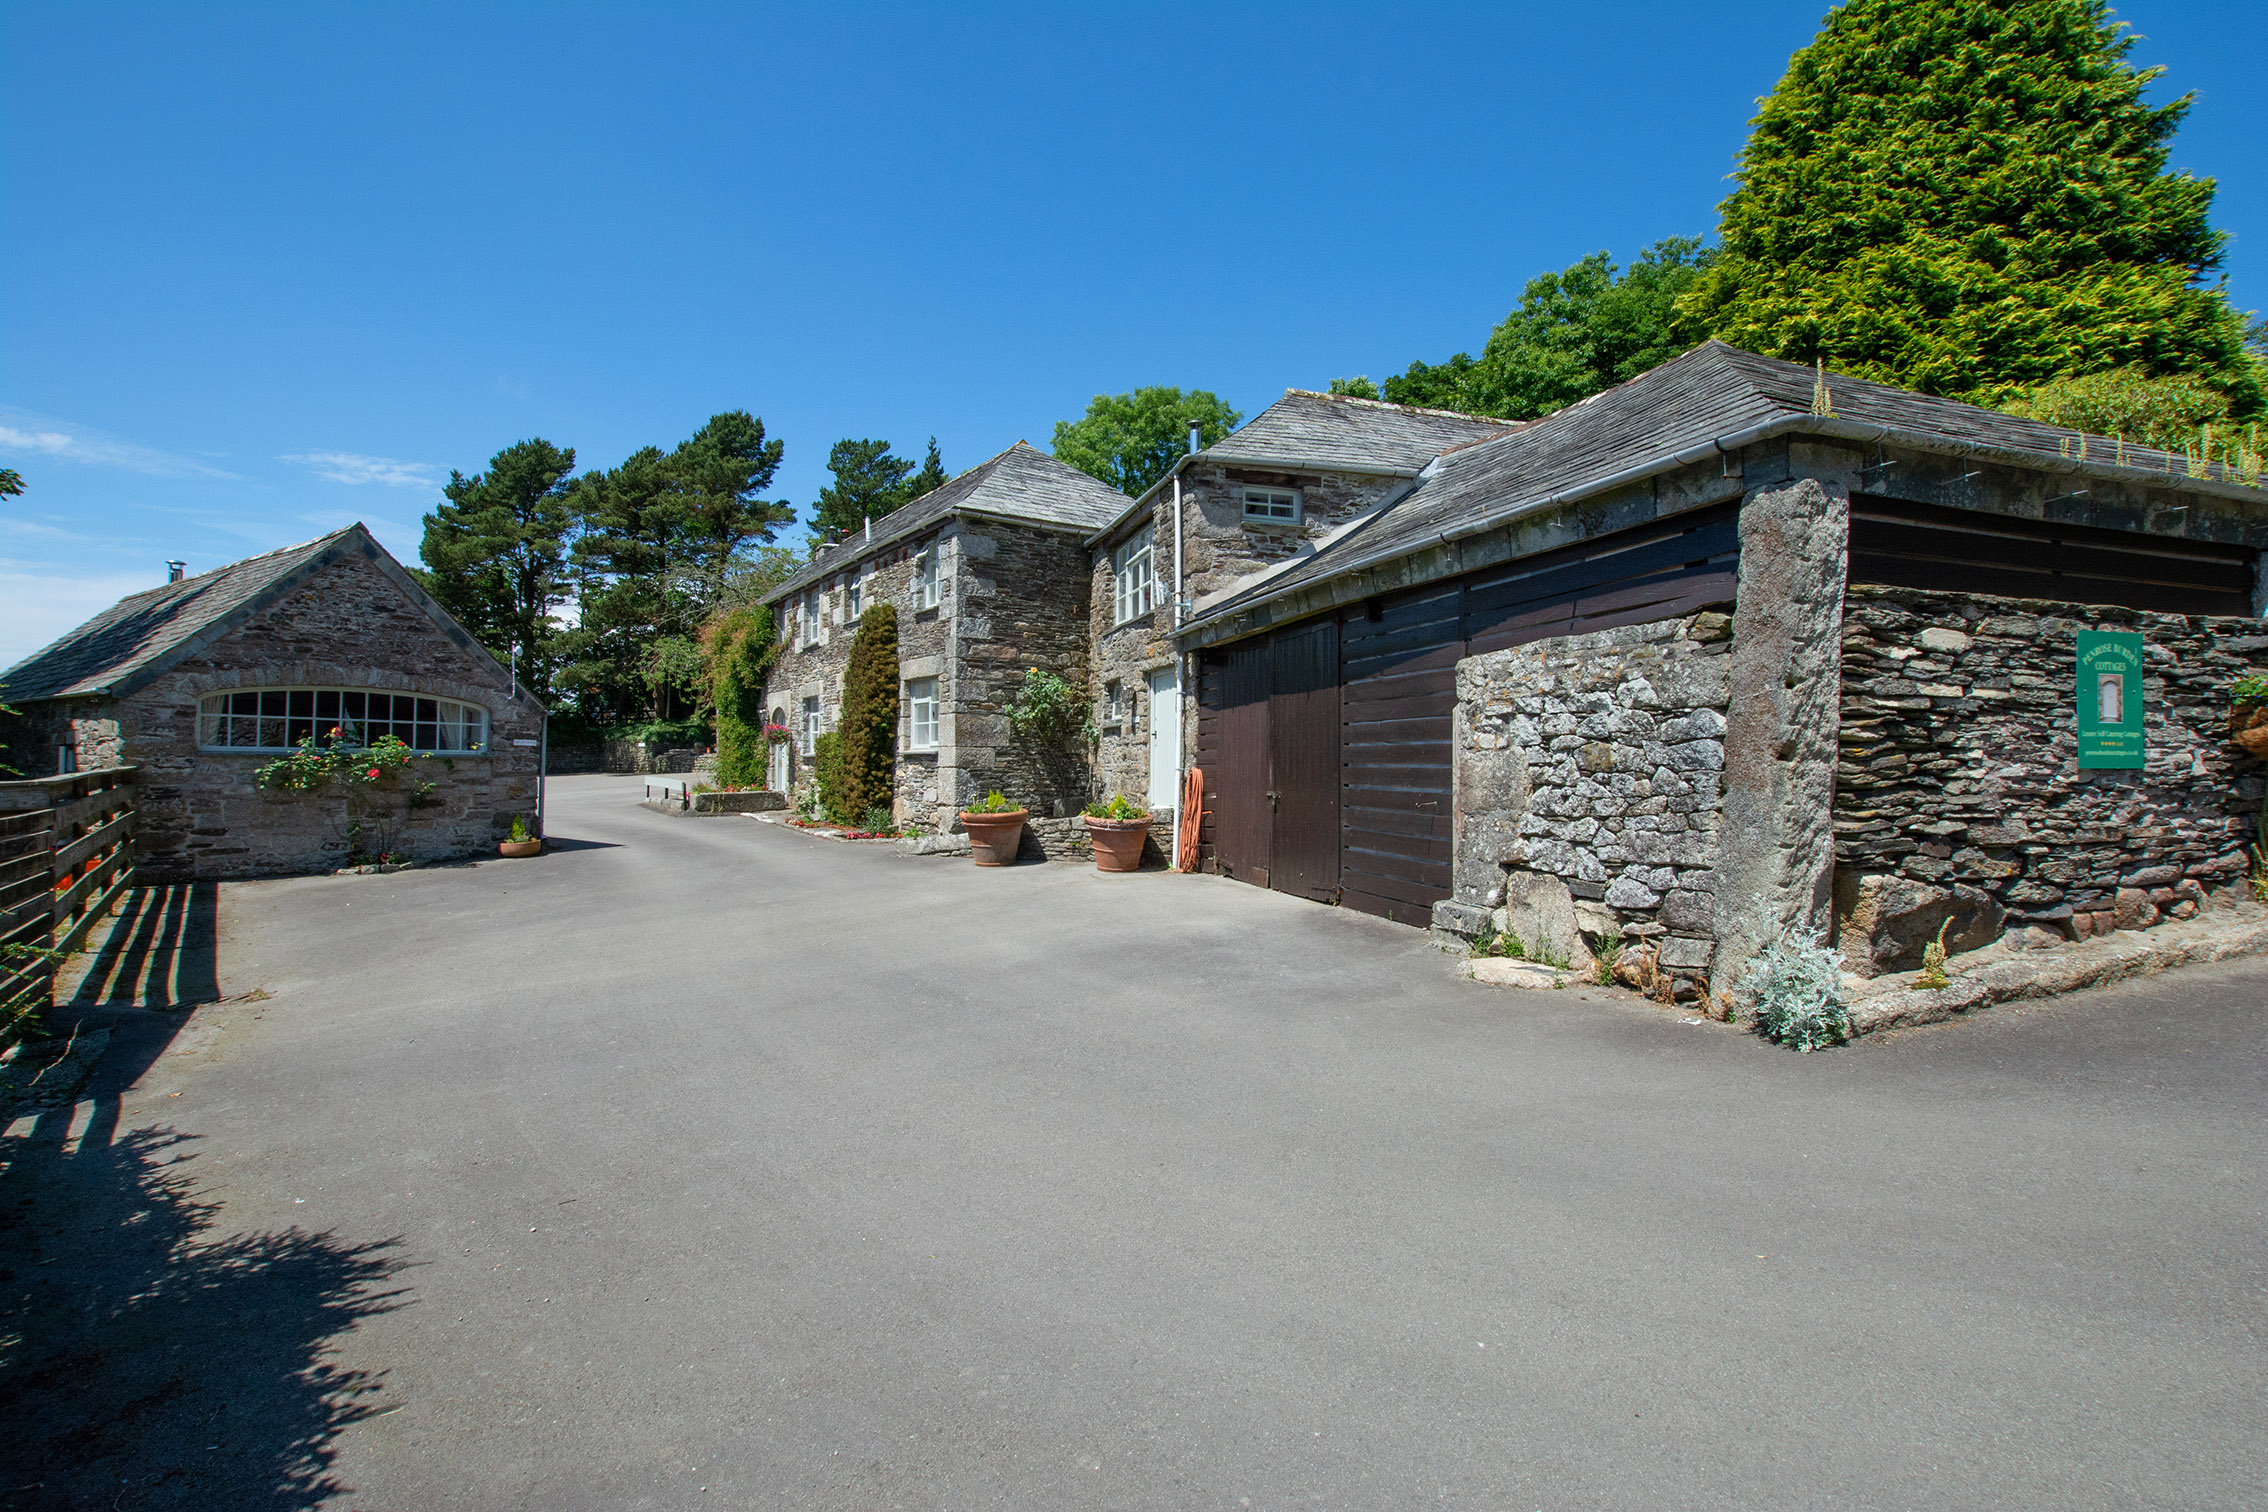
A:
[1242, 486, 1301, 524]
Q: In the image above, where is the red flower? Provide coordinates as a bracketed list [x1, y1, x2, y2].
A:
[367, 768, 381, 780]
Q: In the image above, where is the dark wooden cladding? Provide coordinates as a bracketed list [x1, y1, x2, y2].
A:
[1268, 619, 1342, 900]
[1848, 494, 2257, 616]
[1198, 506, 1743, 926]
[1206, 639, 1272, 886]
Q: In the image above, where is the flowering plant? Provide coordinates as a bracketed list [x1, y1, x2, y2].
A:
[255, 732, 419, 792]
[762, 723, 794, 744]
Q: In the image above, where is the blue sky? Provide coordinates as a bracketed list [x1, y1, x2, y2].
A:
[3, 1, 2262, 669]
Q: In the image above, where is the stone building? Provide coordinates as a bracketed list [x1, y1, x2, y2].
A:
[1165, 342, 2268, 1001]
[0, 524, 546, 880]
[758, 442, 1129, 850]
[1084, 393, 1517, 859]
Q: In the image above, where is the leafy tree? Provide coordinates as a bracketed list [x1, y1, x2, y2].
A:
[1675, 0, 2261, 415]
[1326, 377, 1381, 399]
[0, 468, 23, 499]
[419, 439, 577, 698]
[562, 413, 791, 722]
[701, 604, 777, 789]
[2002, 367, 2229, 450]
[834, 604, 900, 824]
[1383, 238, 1717, 419]
[1052, 387, 1242, 498]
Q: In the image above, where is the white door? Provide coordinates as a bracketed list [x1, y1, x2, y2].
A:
[768, 738, 789, 792]
[1146, 665, 1180, 810]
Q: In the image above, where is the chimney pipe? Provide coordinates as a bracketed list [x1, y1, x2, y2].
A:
[166, 560, 186, 583]
[1188, 422, 1201, 456]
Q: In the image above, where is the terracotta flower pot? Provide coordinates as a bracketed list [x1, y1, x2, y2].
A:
[1085, 817, 1150, 872]
[2232, 704, 2268, 758]
[498, 838, 542, 858]
[959, 809, 1029, 866]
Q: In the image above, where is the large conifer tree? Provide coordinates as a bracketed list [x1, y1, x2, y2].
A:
[1678, 0, 2259, 414]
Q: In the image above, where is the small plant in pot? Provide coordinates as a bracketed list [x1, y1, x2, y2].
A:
[498, 814, 542, 858]
[959, 790, 1028, 867]
[2231, 674, 2268, 758]
[1082, 794, 1151, 872]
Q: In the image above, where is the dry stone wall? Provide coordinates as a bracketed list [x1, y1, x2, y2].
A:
[1448, 613, 1733, 991]
[1835, 585, 2268, 969]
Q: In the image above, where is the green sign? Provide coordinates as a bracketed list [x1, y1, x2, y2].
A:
[2076, 630, 2145, 769]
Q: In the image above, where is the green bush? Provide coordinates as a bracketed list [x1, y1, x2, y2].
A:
[812, 732, 848, 825]
[836, 605, 899, 823]
[702, 605, 776, 789]
[1005, 667, 1090, 744]
[1740, 907, 1851, 1052]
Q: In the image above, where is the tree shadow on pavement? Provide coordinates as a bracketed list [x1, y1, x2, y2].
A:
[0, 1104, 408, 1507]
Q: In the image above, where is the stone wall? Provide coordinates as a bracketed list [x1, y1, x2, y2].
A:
[762, 516, 1096, 854]
[1089, 462, 1412, 824]
[80, 551, 544, 881]
[1445, 612, 1732, 993]
[1834, 585, 2268, 971]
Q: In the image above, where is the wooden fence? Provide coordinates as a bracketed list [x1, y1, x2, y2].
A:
[0, 767, 137, 1052]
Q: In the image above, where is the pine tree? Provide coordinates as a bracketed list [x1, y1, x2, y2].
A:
[834, 604, 900, 825]
[1678, 0, 2260, 414]
[811, 440, 917, 543]
[906, 437, 948, 500]
[419, 439, 577, 697]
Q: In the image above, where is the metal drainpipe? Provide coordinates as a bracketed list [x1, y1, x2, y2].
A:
[1169, 449, 1189, 868]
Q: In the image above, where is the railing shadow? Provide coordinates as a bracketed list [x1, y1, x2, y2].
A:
[61, 883, 219, 1011]
[2, 913, 411, 1509]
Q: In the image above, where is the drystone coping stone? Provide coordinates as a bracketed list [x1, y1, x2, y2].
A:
[687, 790, 786, 815]
[1461, 958, 1568, 992]
[900, 832, 974, 857]
[1842, 901, 2268, 1037]
[1494, 871, 1596, 974]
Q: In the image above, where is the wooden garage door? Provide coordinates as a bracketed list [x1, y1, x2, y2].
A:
[1269, 617, 1342, 902]
[1200, 506, 1742, 926]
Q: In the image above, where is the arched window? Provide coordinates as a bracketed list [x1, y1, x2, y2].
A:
[196, 689, 489, 753]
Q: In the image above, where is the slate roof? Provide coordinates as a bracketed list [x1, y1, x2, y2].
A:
[1209, 389, 1521, 474]
[1, 523, 517, 705]
[2, 529, 358, 701]
[764, 441, 1132, 604]
[1190, 341, 2267, 630]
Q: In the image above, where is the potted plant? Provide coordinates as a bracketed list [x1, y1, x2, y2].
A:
[1082, 793, 1151, 872]
[2232, 674, 2268, 757]
[498, 814, 542, 858]
[959, 790, 1028, 867]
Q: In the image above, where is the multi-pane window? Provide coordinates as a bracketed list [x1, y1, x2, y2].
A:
[801, 695, 823, 757]
[906, 677, 938, 751]
[1242, 486, 1300, 523]
[913, 547, 940, 610]
[847, 574, 864, 619]
[196, 689, 487, 753]
[1103, 680, 1123, 731]
[1112, 525, 1158, 625]
[800, 594, 821, 646]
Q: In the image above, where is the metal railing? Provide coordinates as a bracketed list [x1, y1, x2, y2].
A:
[0, 766, 137, 1052]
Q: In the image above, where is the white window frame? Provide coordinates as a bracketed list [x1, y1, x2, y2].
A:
[1104, 679, 1123, 731]
[847, 572, 865, 620]
[799, 594, 821, 647]
[913, 546, 940, 611]
[800, 695, 822, 757]
[906, 677, 939, 752]
[195, 687, 489, 754]
[1242, 486, 1301, 524]
[1112, 524, 1158, 626]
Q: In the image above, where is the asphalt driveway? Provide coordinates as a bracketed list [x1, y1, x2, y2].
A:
[6, 772, 2265, 1510]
